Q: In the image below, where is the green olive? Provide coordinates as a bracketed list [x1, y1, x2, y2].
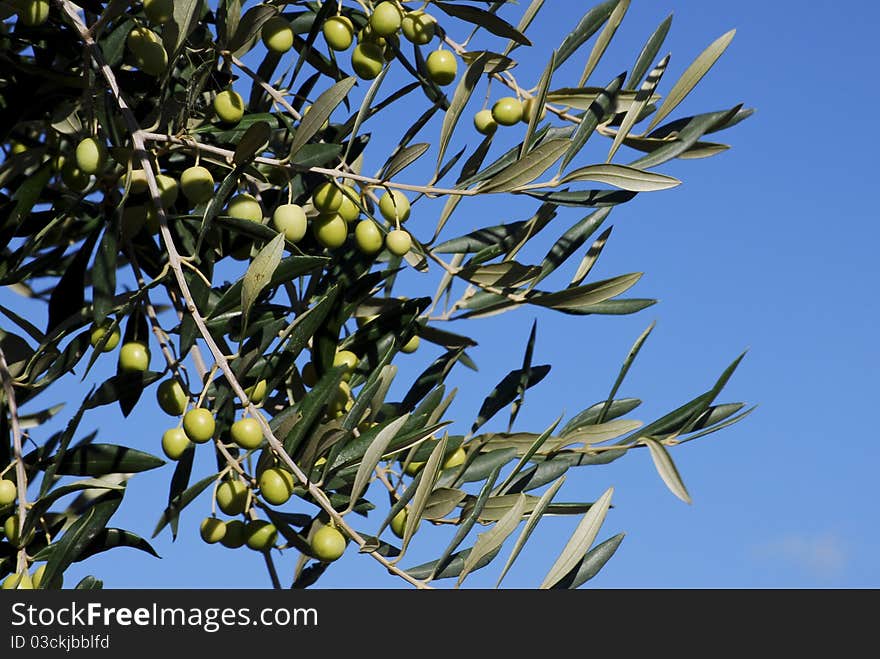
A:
[474, 109, 498, 136]
[230, 417, 263, 450]
[180, 165, 215, 205]
[258, 467, 294, 506]
[244, 379, 268, 404]
[161, 427, 191, 460]
[351, 43, 385, 80]
[74, 137, 107, 175]
[182, 408, 216, 444]
[385, 229, 412, 256]
[118, 341, 150, 373]
[311, 525, 346, 562]
[354, 219, 384, 254]
[323, 15, 354, 51]
[219, 519, 247, 548]
[214, 89, 245, 125]
[492, 96, 524, 126]
[401, 10, 435, 45]
[18, 0, 50, 27]
[216, 480, 248, 516]
[0, 480, 16, 507]
[154, 173, 179, 208]
[312, 213, 348, 249]
[143, 0, 173, 23]
[200, 517, 226, 544]
[442, 446, 466, 470]
[390, 508, 407, 539]
[156, 378, 188, 416]
[312, 181, 344, 213]
[522, 97, 547, 124]
[90, 324, 121, 352]
[378, 189, 411, 222]
[272, 204, 308, 242]
[226, 193, 263, 222]
[425, 50, 457, 86]
[400, 335, 420, 354]
[261, 16, 294, 53]
[369, 2, 402, 37]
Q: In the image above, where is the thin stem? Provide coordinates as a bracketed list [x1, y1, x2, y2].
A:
[138, 134, 476, 197]
[262, 550, 282, 589]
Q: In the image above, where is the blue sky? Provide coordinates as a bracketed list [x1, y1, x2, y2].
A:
[4, 0, 879, 589]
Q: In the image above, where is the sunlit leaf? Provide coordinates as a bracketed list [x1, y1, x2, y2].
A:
[540, 486, 613, 588]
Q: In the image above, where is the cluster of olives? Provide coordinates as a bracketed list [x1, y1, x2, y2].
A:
[0, 480, 61, 589]
[317, 2, 457, 86]
[473, 96, 548, 136]
[215, 175, 414, 259]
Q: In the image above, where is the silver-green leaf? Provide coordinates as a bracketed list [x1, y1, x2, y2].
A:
[539, 486, 614, 589]
[241, 232, 284, 329]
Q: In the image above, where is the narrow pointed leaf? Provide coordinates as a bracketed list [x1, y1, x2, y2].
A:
[380, 143, 430, 181]
[522, 50, 556, 157]
[437, 53, 489, 171]
[540, 486, 613, 588]
[531, 272, 641, 312]
[434, 2, 531, 46]
[77, 528, 161, 561]
[556, 1, 617, 70]
[345, 65, 390, 163]
[428, 466, 501, 581]
[608, 54, 670, 162]
[560, 74, 624, 174]
[551, 532, 625, 588]
[401, 435, 448, 554]
[571, 225, 613, 287]
[210, 255, 327, 319]
[537, 207, 611, 284]
[503, 0, 544, 55]
[52, 444, 165, 477]
[289, 76, 356, 158]
[233, 120, 271, 165]
[40, 491, 123, 590]
[630, 106, 744, 169]
[579, 0, 630, 86]
[479, 139, 569, 193]
[472, 365, 551, 434]
[647, 29, 736, 132]
[152, 474, 216, 539]
[496, 475, 566, 587]
[508, 320, 538, 430]
[241, 232, 285, 329]
[347, 414, 409, 512]
[643, 438, 691, 503]
[496, 414, 561, 494]
[196, 164, 242, 252]
[560, 164, 680, 191]
[677, 404, 756, 445]
[458, 493, 527, 586]
[627, 14, 673, 90]
[598, 322, 655, 424]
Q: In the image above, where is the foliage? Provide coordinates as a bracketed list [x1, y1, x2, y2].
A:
[0, 0, 752, 589]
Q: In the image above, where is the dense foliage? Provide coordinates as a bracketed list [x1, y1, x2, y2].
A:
[0, 0, 752, 589]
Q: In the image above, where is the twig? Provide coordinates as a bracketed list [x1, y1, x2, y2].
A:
[139, 131, 478, 197]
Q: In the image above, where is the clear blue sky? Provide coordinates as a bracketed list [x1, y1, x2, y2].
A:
[4, 0, 879, 589]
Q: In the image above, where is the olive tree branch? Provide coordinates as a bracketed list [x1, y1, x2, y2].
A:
[57, 0, 429, 589]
